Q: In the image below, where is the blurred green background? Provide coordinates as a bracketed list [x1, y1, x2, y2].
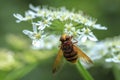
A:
[0, 0, 120, 80]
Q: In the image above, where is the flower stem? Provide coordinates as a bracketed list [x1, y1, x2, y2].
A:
[76, 61, 94, 80]
[113, 63, 120, 80]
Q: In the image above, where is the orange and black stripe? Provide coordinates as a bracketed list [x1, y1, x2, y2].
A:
[63, 50, 78, 63]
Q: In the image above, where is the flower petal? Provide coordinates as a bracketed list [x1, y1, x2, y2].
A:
[88, 32, 98, 41]
[32, 24, 37, 33]
[81, 35, 87, 42]
[29, 4, 40, 12]
[13, 14, 24, 23]
[93, 24, 107, 30]
[32, 39, 44, 49]
[23, 30, 35, 39]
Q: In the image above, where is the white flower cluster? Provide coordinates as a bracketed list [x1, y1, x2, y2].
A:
[82, 35, 120, 64]
[13, 4, 107, 49]
[104, 36, 120, 63]
[22, 24, 59, 49]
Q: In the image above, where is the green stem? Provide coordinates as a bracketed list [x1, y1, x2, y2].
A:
[113, 63, 120, 80]
[76, 61, 94, 80]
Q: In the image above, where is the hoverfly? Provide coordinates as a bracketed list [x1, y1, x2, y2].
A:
[52, 34, 93, 74]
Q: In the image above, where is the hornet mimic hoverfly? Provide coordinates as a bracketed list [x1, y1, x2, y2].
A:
[52, 34, 93, 74]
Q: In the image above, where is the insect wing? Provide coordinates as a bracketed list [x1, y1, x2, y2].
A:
[52, 49, 63, 74]
[73, 45, 93, 64]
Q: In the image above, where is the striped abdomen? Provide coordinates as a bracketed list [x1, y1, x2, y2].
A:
[62, 44, 78, 63]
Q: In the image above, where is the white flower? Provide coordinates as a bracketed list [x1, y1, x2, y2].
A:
[13, 10, 35, 23]
[57, 12, 70, 21]
[67, 12, 75, 20]
[105, 45, 120, 63]
[34, 19, 52, 30]
[73, 14, 83, 23]
[64, 23, 74, 35]
[43, 35, 59, 49]
[105, 56, 120, 63]
[32, 39, 44, 49]
[71, 28, 81, 37]
[87, 42, 108, 60]
[78, 28, 98, 42]
[23, 24, 41, 40]
[23, 24, 46, 48]
[84, 19, 96, 27]
[93, 24, 107, 30]
[65, 23, 73, 27]
[64, 23, 73, 31]
[13, 14, 24, 23]
[29, 4, 40, 12]
[32, 35, 59, 49]
[29, 4, 51, 18]
[100, 36, 120, 63]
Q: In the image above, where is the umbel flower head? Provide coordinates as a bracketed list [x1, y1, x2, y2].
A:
[104, 36, 120, 63]
[13, 4, 107, 49]
[80, 35, 120, 66]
